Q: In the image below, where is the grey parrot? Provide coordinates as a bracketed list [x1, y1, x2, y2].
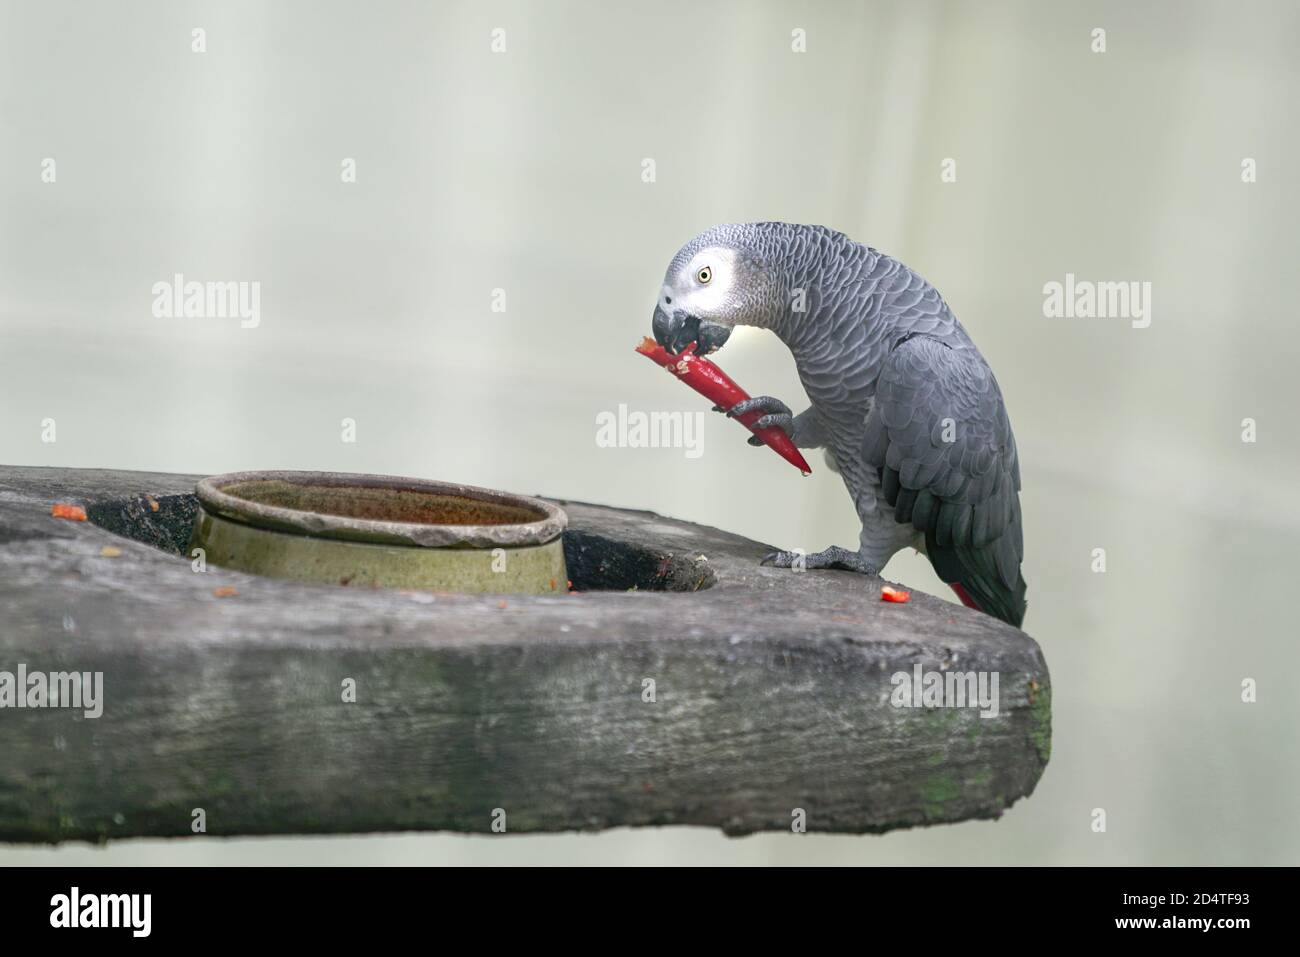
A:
[651, 222, 1027, 627]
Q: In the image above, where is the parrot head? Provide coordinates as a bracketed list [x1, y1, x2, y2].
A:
[651, 224, 785, 355]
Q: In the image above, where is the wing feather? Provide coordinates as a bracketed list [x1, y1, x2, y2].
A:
[862, 335, 1027, 626]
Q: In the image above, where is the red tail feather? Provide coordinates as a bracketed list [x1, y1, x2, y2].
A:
[949, 582, 982, 612]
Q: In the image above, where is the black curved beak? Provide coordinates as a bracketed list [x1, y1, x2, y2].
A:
[652, 306, 732, 356]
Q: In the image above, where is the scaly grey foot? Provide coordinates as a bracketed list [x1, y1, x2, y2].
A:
[715, 395, 794, 446]
[760, 546, 880, 575]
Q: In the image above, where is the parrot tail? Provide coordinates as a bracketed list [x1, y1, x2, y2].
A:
[948, 582, 982, 611]
[925, 517, 1027, 629]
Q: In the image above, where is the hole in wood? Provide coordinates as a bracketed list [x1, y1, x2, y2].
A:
[85, 494, 716, 593]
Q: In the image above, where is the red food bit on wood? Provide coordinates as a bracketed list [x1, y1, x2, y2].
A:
[212, 586, 238, 598]
[51, 503, 87, 521]
[635, 337, 812, 475]
[880, 585, 911, 603]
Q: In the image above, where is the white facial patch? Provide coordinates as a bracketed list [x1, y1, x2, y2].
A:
[679, 247, 740, 318]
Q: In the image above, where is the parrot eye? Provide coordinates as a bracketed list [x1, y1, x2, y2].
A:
[696, 266, 712, 284]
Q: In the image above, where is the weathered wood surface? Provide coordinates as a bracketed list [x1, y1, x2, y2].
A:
[0, 465, 1050, 843]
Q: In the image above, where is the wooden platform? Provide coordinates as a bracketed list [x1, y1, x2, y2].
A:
[0, 465, 1050, 842]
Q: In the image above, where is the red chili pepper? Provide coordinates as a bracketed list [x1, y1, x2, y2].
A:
[881, 585, 911, 603]
[635, 337, 811, 475]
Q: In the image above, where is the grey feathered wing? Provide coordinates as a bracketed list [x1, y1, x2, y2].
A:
[861, 335, 1027, 627]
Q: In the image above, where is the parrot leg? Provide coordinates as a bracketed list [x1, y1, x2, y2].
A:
[714, 395, 798, 447]
[760, 546, 880, 576]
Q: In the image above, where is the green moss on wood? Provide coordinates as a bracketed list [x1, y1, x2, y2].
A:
[1027, 680, 1052, 766]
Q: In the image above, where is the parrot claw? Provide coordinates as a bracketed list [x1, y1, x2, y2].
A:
[726, 396, 795, 441]
[725, 395, 792, 422]
[760, 546, 880, 576]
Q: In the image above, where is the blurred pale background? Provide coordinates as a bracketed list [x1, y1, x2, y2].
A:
[2, 0, 1298, 864]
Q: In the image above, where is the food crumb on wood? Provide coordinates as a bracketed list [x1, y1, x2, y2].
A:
[212, 586, 238, 598]
[881, 585, 911, 603]
[99, 546, 122, 558]
[51, 503, 87, 521]
[146, 495, 160, 512]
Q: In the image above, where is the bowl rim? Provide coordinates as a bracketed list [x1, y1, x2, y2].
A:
[194, 470, 567, 549]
